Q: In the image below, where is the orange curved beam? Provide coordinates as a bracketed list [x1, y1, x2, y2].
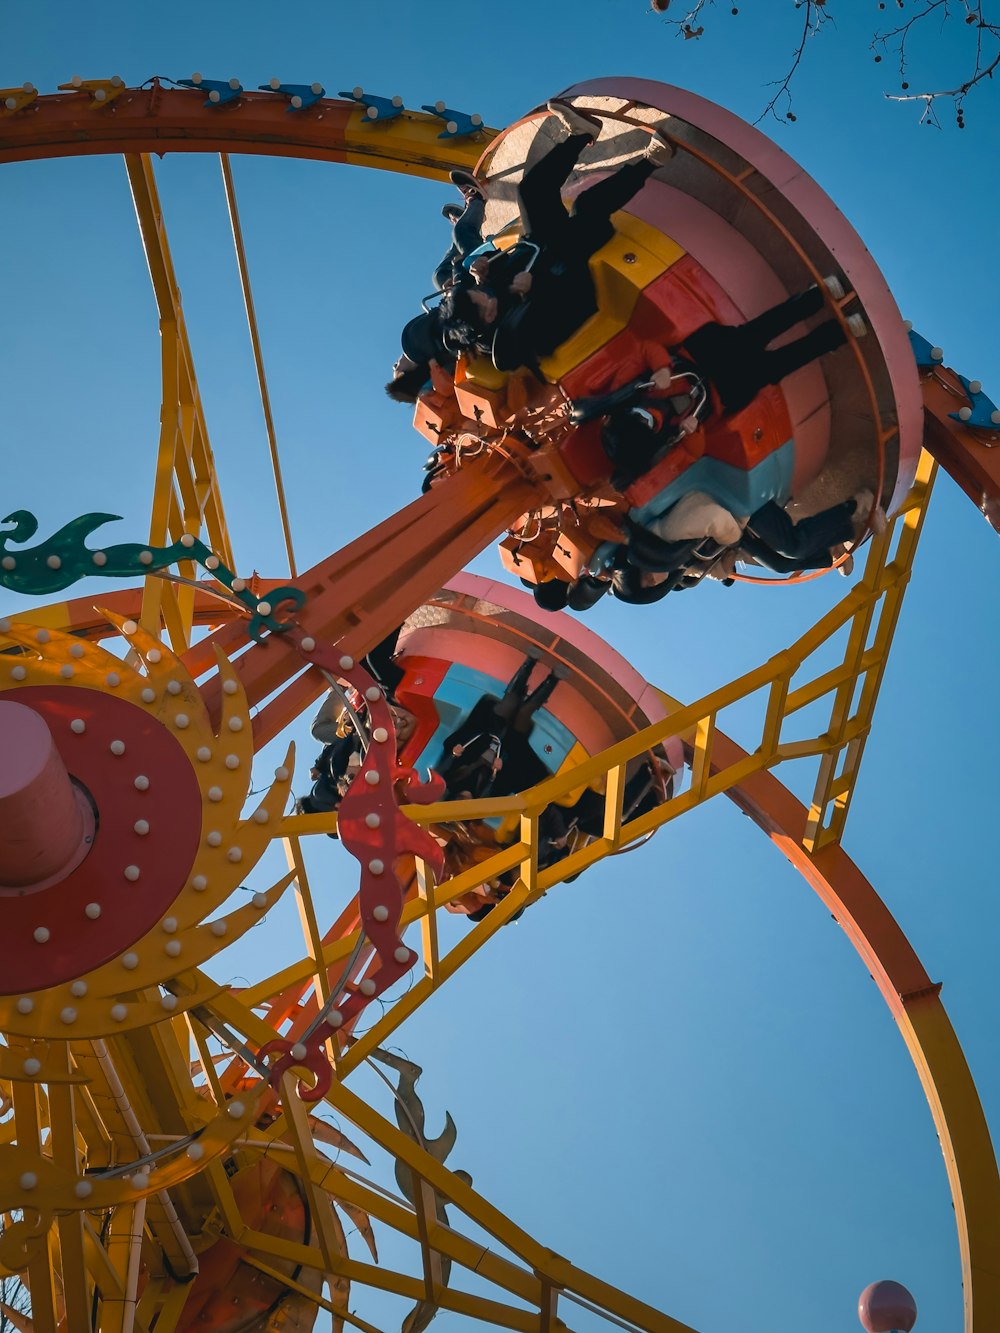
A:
[719, 732, 1000, 1333]
[0, 84, 490, 180]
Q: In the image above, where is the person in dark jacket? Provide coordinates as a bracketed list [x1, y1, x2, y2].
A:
[441, 100, 673, 370]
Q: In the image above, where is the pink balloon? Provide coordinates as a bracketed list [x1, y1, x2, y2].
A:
[858, 1280, 917, 1332]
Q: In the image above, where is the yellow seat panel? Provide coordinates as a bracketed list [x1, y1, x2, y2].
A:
[538, 213, 685, 382]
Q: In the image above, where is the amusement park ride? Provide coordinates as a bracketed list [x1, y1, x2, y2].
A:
[0, 72, 998, 1333]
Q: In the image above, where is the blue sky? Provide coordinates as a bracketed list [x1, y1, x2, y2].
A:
[3, 3, 1000, 1331]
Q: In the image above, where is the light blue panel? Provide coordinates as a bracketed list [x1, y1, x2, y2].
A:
[412, 662, 576, 777]
[589, 439, 796, 571]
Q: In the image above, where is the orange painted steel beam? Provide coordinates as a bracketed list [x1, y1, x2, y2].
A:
[0, 84, 488, 181]
[718, 734, 1000, 1333]
[185, 453, 539, 746]
[921, 366, 1000, 522]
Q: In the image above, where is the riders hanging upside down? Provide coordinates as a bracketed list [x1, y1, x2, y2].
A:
[390, 94, 883, 604]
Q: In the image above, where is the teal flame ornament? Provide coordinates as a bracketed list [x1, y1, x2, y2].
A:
[0, 510, 304, 642]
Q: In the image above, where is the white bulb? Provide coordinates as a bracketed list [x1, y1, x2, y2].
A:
[365, 813, 381, 829]
[196, 746, 212, 762]
[931, 346, 944, 360]
[231, 577, 246, 592]
[70, 718, 86, 733]
[311, 82, 323, 95]
[959, 406, 973, 421]
[205, 555, 220, 570]
[141, 688, 156, 703]
[447, 120, 458, 133]
[85, 902, 101, 919]
[372, 727, 389, 743]
[222, 679, 238, 695]
[252, 892, 268, 908]
[70, 980, 88, 997]
[23, 1058, 41, 1076]
[134, 775, 150, 791]
[165, 940, 182, 957]
[110, 739, 126, 755]
[33, 927, 50, 944]
[210, 920, 227, 936]
[11, 666, 26, 681]
[134, 819, 149, 835]
[16, 997, 33, 1014]
[359, 979, 377, 996]
[166, 680, 182, 695]
[339, 654, 354, 670]
[70, 643, 84, 658]
[227, 717, 243, 732]
[256, 600, 272, 616]
[124, 865, 141, 882]
[186, 1143, 204, 1160]
[209, 90, 221, 103]
[147, 649, 161, 663]
[19, 1173, 37, 1191]
[227, 847, 243, 863]
[365, 686, 381, 702]
[372, 905, 389, 922]
[206, 831, 222, 846]
[275, 766, 290, 781]
[174, 713, 189, 728]
[180, 533, 195, 547]
[326, 1009, 343, 1027]
[35, 629, 50, 644]
[122, 952, 139, 969]
[969, 380, 983, 394]
[162, 917, 177, 933]
[300, 636, 315, 651]
[161, 994, 177, 1011]
[93, 551, 107, 566]
[191, 875, 208, 891]
[74, 1179, 93, 1198]
[47, 554, 62, 569]
[208, 786, 223, 802]
[227, 1100, 245, 1118]
[111, 1004, 128, 1021]
[368, 859, 384, 875]
[252, 807, 268, 822]
[1, 556, 15, 570]
[138, 550, 153, 565]
[394, 946, 410, 964]
[290, 95, 302, 108]
[291, 1043, 307, 1060]
[60, 1006, 77, 1024]
[60, 665, 75, 679]
[132, 1171, 149, 1188]
[364, 771, 380, 786]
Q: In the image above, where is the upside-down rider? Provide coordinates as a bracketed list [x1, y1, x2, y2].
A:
[438, 100, 674, 367]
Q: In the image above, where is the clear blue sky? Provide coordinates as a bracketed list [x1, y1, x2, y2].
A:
[3, 4, 999, 1332]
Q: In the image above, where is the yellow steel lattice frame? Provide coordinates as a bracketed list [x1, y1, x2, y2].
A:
[125, 153, 235, 651]
[250, 450, 937, 1074]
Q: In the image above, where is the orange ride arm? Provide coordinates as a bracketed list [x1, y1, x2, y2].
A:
[920, 364, 1000, 527]
[185, 451, 539, 746]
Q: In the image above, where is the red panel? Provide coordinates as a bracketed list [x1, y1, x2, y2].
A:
[394, 655, 450, 769]
[558, 419, 613, 488]
[631, 254, 744, 344]
[0, 687, 203, 992]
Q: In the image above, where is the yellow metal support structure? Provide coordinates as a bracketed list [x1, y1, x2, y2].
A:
[124, 154, 235, 651]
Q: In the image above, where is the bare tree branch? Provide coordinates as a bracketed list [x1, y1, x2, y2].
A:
[756, 1, 833, 125]
[648, 0, 1000, 124]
